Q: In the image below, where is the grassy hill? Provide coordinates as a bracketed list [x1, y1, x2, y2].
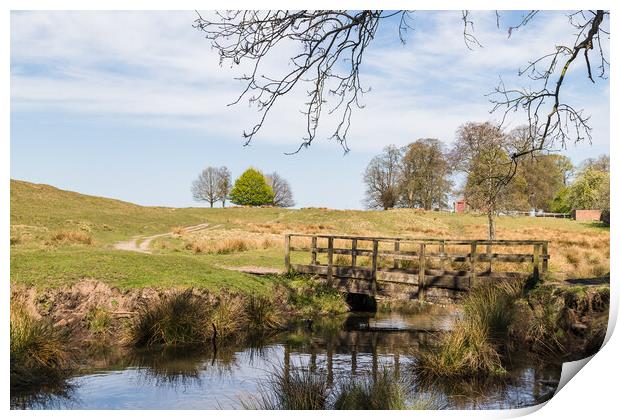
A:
[10, 179, 609, 289]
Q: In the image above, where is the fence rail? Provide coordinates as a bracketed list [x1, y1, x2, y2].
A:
[284, 234, 549, 300]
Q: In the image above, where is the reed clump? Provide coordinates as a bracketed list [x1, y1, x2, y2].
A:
[332, 368, 409, 410]
[245, 367, 330, 409]
[415, 281, 524, 379]
[125, 290, 213, 348]
[10, 302, 73, 391]
[245, 294, 285, 331]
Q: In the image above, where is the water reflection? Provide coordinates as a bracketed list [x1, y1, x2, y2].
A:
[11, 309, 561, 410]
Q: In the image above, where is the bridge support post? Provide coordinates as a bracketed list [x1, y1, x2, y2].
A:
[327, 236, 334, 286]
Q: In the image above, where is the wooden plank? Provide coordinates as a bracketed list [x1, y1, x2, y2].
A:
[284, 234, 291, 272]
[327, 237, 334, 286]
[419, 243, 426, 301]
[351, 239, 357, 268]
[311, 236, 317, 265]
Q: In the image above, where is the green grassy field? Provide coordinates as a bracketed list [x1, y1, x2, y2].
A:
[10, 179, 609, 290]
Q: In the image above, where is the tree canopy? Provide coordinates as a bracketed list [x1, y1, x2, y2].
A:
[229, 168, 275, 206]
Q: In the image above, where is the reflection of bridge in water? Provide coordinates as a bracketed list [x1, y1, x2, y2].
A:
[281, 314, 447, 384]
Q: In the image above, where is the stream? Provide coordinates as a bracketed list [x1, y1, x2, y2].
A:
[11, 307, 561, 410]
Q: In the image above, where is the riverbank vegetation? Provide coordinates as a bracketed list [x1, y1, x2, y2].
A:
[245, 365, 439, 410]
[414, 280, 609, 379]
[10, 302, 74, 391]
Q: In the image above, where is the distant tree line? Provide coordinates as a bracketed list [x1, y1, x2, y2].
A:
[192, 167, 294, 208]
[363, 122, 610, 239]
[363, 139, 453, 211]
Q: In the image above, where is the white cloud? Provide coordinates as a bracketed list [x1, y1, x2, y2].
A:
[11, 10, 609, 155]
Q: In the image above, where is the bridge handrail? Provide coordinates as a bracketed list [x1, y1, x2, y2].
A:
[284, 233, 549, 301]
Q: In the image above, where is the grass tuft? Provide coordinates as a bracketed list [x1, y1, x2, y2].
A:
[49, 230, 93, 245]
[10, 302, 73, 391]
[332, 368, 409, 409]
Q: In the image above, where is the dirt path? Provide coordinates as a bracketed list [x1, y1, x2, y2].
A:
[113, 222, 211, 254]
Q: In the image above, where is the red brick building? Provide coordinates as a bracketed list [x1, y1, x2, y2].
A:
[454, 199, 468, 213]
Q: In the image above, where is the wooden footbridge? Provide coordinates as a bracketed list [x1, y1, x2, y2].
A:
[285, 234, 549, 302]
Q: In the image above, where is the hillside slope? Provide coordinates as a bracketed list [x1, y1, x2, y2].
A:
[10, 179, 609, 288]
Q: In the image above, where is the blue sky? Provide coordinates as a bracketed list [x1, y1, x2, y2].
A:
[10, 11, 610, 209]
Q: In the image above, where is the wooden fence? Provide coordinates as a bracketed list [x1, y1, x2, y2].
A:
[285, 234, 549, 300]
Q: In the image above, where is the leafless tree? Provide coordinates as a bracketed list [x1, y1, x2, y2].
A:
[194, 10, 413, 152]
[216, 166, 232, 207]
[195, 10, 608, 156]
[363, 145, 402, 210]
[191, 166, 231, 207]
[490, 10, 609, 158]
[265, 172, 295, 207]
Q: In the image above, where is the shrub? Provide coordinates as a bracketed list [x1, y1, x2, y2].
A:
[229, 168, 275, 206]
[125, 290, 213, 348]
[10, 303, 73, 391]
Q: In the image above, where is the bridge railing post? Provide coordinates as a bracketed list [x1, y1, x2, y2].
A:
[533, 243, 541, 282]
[371, 240, 379, 295]
[285, 234, 291, 273]
[393, 240, 400, 269]
[351, 239, 357, 268]
[418, 242, 426, 301]
[542, 241, 548, 274]
[311, 236, 317, 265]
[327, 236, 334, 286]
[470, 241, 478, 289]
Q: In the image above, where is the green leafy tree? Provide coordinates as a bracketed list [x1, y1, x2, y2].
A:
[399, 138, 452, 210]
[229, 168, 275, 206]
[566, 168, 609, 210]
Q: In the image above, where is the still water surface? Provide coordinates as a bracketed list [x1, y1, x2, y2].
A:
[12, 308, 561, 410]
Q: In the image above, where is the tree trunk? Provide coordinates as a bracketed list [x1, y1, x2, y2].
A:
[487, 210, 495, 240]
[210, 201, 214, 208]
